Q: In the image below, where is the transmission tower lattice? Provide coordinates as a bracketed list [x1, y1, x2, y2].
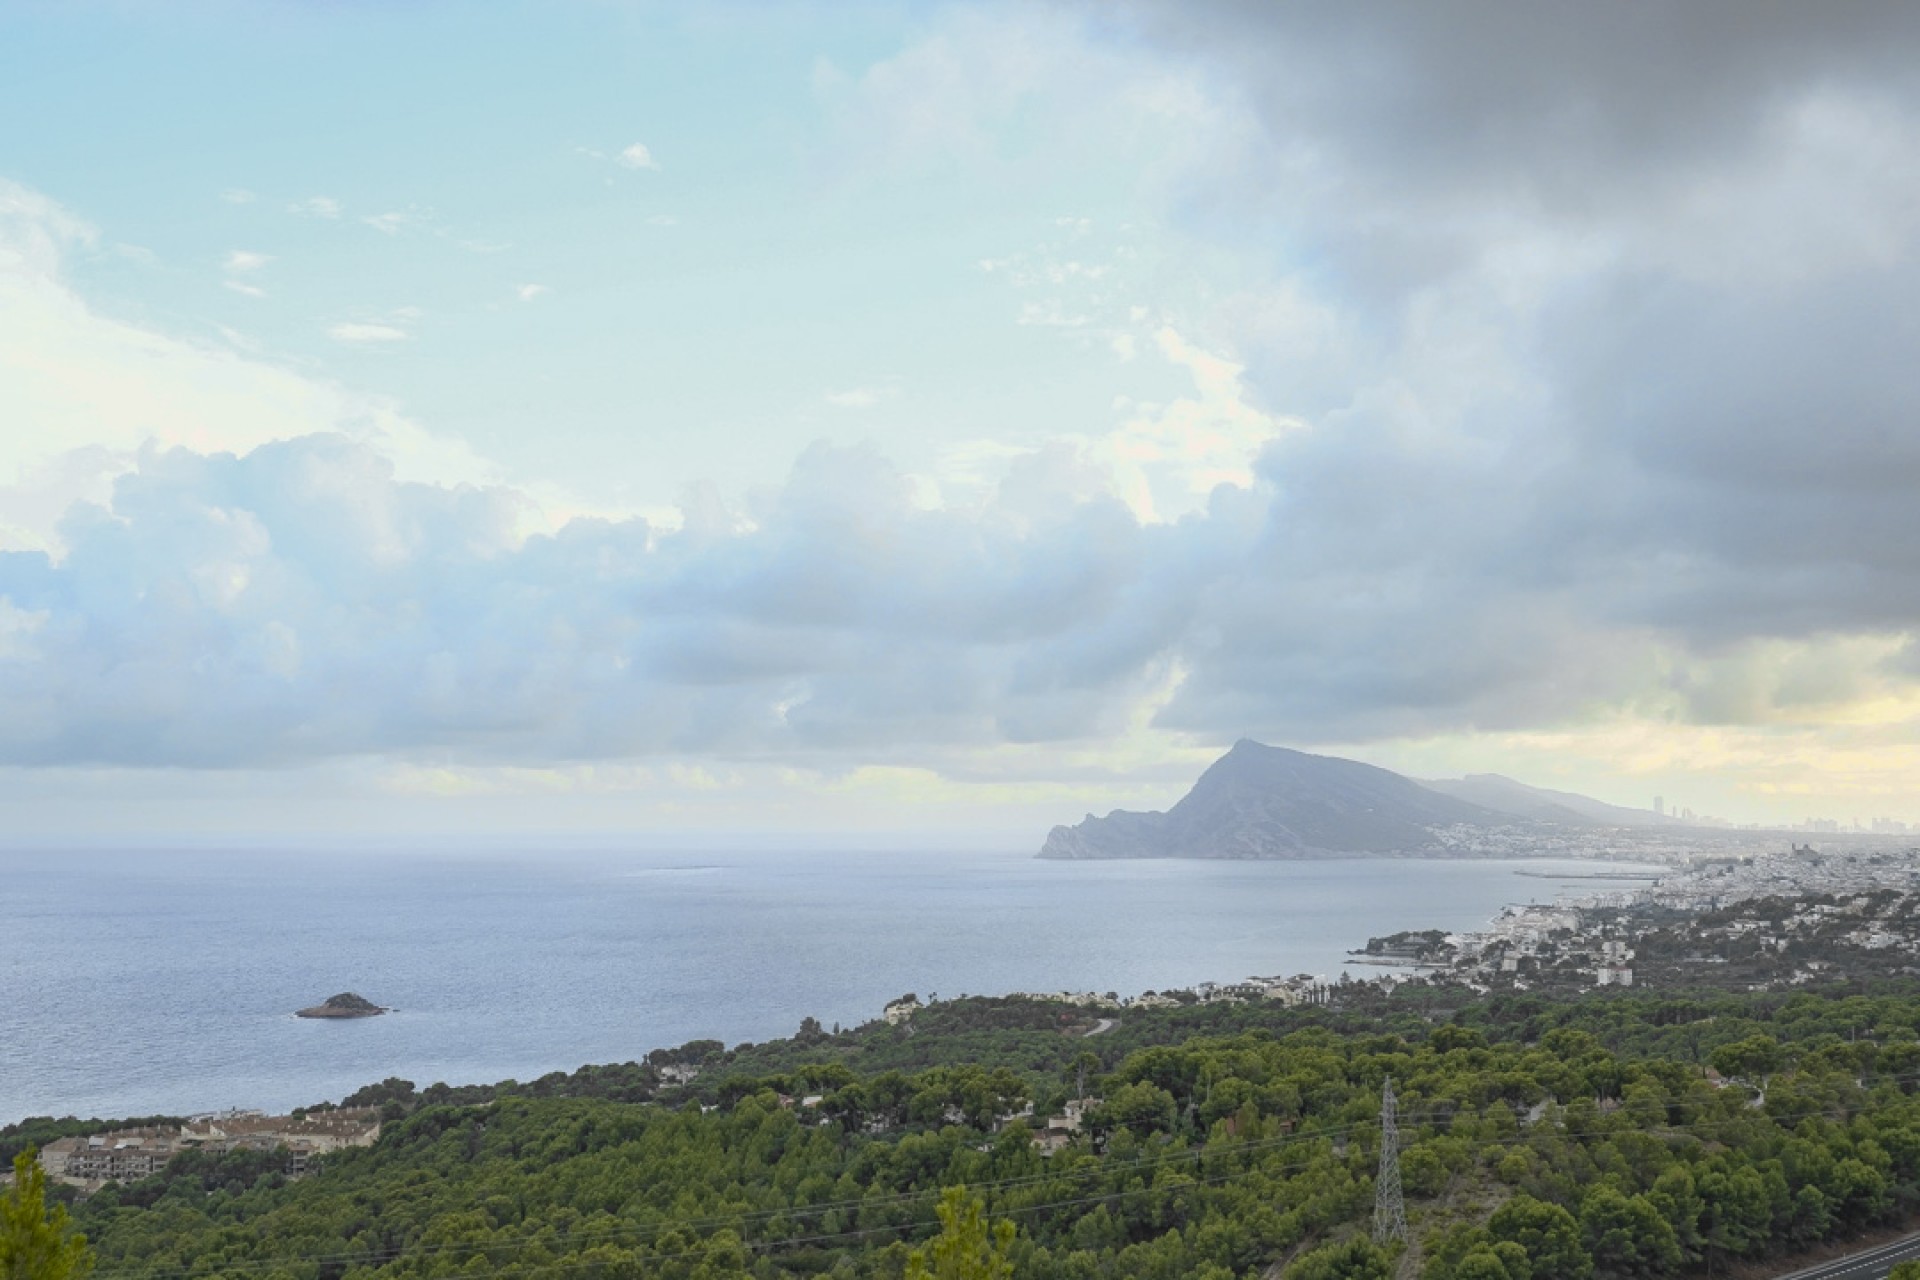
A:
[1373, 1076, 1408, 1246]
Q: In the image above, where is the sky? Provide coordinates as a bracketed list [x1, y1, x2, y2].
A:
[5, 1, 1920, 842]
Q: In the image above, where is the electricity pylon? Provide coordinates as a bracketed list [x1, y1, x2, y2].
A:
[1373, 1076, 1408, 1246]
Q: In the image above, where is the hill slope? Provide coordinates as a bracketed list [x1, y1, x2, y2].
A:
[1039, 739, 1503, 859]
[1420, 773, 1675, 828]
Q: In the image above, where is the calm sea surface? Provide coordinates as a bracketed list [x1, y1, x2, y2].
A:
[0, 848, 1655, 1124]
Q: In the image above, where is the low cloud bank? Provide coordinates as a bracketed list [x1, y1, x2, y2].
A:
[2, 412, 1916, 770]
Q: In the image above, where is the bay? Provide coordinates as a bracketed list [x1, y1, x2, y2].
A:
[0, 848, 1654, 1124]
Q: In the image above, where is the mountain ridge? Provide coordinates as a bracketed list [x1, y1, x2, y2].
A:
[1039, 741, 1669, 859]
[1421, 772, 1675, 828]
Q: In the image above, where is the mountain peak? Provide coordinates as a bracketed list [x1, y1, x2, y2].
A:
[1040, 740, 1501, 859]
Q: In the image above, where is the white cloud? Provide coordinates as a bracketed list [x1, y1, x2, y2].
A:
[0, 180, 97, 272]
[1016, 300, 1091, 328]
[0, 598, 47, 661]
[935, 324, 1292, 525]
[570, 140, 660, 171]
[515, 283, 550, 302]
[327, 322, 411, 344]
[327, 305, 422, 345]
[0, 180, 501, 555]
[362, 209, 425, 235]
[224, 281, 267, 299]
[0, 433, 1181, 767]
[617, 142, 659, 170]
[17, 423, 1913, 818]
[1096, 327, 1297, 521]
[224, 249, 271, 273]
[287, 196, 342, 219]
[811, 5, 1214, 189]
[824, 385, 897, 409]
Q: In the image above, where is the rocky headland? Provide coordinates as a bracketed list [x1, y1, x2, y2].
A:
[1037, 739, 1681, 860]
[1038, 740, 1501, 859]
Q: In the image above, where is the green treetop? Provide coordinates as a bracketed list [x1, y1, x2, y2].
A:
[2, 1149, 92, 1280]
[905, 1187, 1016, 1280]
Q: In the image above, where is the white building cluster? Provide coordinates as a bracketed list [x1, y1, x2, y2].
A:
[39, 1108, 382, 1187]
[1428, 838, 1920, 991]
[1009, 974, 1333, 1012]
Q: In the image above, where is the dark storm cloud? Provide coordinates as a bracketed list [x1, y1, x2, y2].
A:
[1079, 0, 1920, 740]
[1119, 2, 1920, 208]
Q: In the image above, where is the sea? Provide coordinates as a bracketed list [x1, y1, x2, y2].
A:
[0, 847, 1658, 1125]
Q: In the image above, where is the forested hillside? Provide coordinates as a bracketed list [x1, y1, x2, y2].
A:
[52, 987, 1920, 1279]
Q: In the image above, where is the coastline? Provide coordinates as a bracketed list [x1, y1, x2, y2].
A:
[52, 836, 1920, 1127]
[5, 853, 1679, 1125]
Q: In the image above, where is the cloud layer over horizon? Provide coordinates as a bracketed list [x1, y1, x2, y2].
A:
[6, 2, 1920, 825]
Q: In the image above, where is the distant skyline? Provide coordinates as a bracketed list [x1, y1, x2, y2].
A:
[6, 2, 1920, 839]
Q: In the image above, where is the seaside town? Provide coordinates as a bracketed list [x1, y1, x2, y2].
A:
[994, 834, 1920, 1015]
[1406, 837, 1920, 994]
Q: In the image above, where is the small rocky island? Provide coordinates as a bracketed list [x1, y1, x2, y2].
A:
[296, 992, 388, 1019]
